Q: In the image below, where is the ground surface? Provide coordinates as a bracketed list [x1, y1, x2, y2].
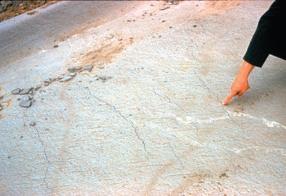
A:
[0, 1, 285, 195]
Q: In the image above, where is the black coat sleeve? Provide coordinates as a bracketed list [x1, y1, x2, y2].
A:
[243, 0, 286, 67]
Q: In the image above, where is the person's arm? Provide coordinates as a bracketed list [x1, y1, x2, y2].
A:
[243, 0, 283, 67]
[223, 0, 284, 105]
[223, 60, 254, 105]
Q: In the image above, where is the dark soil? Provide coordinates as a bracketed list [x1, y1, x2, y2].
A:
[0, 0, 55, 22]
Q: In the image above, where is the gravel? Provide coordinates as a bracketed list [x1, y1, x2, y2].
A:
[11, 88, 22, 95]
[19, 88, 33, 95]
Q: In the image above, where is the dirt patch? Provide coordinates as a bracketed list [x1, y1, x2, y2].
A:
[71, 35, 134, 70]
[0, 0, 56, 22]
[197, 1, 239, 17]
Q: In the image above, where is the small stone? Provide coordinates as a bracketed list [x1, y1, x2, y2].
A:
[68, 66, 82, 73]
[43, 80, 51, 86]
[82, 64, 94, 72]
[20, 136, 23, 139]
[34, 84, 42, 91]
[29, 122, 36, 126]
[57, 74, 64, 80]
[160, 6, 170, 11]
[0, 104, 3, 111]
[19, 95, 33, 108]
[161, 20, 166, 23]
[69, 72, 77, 77]
[53, 44, 59, 48]
[219, 172, 228, 178]
[11, 88, 22, 95]
[60, 75, 74, 82]
[169, 1, 178, 5]
[97, 76, 112, 83]
[193, 24, 197, 28]
[50, 78, 57, 82]
[19, 88, 33, 95]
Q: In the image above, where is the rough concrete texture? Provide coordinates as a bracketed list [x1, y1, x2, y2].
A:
[0, 1, 286, 195]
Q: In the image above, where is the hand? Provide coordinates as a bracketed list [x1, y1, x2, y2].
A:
[223, 61, 254, 105]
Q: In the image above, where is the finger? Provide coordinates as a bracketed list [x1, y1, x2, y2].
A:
[223, 92, 237, 105]
[223, 93, 235, 105]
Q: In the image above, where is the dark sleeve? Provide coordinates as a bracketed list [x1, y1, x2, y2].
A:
[243, 0, 285, 67]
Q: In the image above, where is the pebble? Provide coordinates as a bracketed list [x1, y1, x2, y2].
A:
[69, 72, 77, 77]
[96, 76, 112, 83]
[160, 6, 170, 11]
[60, 75, 74, 82]
[57, 74, 64, 80]
[68, 66, 81, 73]
[29, 122, 36, 126]
[19, 95, 33, 108]
[0, 104, 3, 111]
[43, 80, 51, 86]
[82, 64, 94, 72]
[34, 84, 42, 91]
[11, 88, 22, 95]
[19, 87, 33, 95]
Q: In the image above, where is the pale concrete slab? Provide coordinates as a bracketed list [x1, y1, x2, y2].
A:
[0, 1, 285, 195]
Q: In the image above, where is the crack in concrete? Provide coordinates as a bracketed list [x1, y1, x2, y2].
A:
[34, 126, 51, 190]
[168, 143, 185, 170]
[152, 89, 186, 112]
[152, 88, 200, 136]
[93, 95, 148, 156]
[193, 69, 244, 130]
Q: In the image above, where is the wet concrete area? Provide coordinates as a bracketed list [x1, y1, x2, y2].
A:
[0, 1, 285, 195]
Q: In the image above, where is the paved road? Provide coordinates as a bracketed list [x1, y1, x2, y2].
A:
[1, 1, 286, 195]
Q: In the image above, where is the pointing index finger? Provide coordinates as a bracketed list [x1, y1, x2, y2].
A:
[222, 91, 237, 105]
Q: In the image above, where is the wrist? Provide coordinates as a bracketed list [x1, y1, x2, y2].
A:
[239, 61, 254, 77]
[239, 60, 254, 78]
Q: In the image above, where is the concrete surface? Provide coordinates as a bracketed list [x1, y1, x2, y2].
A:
[0, 1, 286, 195]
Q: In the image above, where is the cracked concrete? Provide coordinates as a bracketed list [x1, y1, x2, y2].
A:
[0, 0, 286, 195]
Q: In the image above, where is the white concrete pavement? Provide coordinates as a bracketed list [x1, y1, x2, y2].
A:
[0, 1, 286, 195]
